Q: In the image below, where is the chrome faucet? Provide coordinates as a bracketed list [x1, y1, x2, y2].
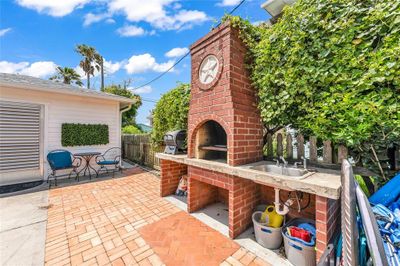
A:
[301, 156, 307, 170]
[294, 161, 302, 168]
[273, 158, 280, 166]
[279, 156, 288, 168]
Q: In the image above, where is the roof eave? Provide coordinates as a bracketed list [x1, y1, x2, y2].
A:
[0, 81, 137, 104]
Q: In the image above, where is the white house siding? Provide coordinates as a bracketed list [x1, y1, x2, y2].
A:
[0, 85, 121, 185]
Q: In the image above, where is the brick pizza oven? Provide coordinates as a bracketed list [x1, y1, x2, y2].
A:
[183, 22, 265, 238]
[188, 22, 264, 167]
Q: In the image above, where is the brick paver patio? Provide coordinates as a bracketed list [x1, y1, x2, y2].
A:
[45, 168, 271, 266]
[140, 211, 239, 266]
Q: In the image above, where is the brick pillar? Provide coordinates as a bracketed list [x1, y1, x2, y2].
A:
[160, 159, 187, 197]
[229, 177, 260, 238]
[315, 195, 340, 261]
[187, 177, 218, 213]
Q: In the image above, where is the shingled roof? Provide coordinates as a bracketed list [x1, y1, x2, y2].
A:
[0, 73, 136, 104]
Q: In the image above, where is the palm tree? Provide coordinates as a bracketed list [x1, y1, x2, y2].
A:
[49, 66, 83, 86]
[94, 53, 104, 90]
[75, 44, 101, 89]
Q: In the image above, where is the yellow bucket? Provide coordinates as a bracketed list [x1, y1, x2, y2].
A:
[260, 205, 284, 228]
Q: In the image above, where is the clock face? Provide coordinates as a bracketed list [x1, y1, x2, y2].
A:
[199, 55, 219, 85]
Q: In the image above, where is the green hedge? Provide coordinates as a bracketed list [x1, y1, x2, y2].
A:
[151, 83, 190, 145]
[61, 123, 109, 146]
[122, 125, 144, 134]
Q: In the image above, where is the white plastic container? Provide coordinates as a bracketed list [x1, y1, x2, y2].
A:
[282, 218, 316, 266]
[252, 211, 282, 249]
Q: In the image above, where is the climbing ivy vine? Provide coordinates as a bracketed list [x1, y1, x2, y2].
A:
[225, 0, 400, 181]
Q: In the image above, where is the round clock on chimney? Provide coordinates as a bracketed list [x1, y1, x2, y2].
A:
[197, 53, 222, 90]
[199, 55, 219, 84]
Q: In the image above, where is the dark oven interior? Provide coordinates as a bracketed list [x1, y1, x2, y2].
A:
[196, 120, 227, 162]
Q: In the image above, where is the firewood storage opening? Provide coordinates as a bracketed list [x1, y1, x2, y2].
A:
[196, 120, 227, 162]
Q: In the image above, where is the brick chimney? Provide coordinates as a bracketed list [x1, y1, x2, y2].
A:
[188, 22, 264, 166]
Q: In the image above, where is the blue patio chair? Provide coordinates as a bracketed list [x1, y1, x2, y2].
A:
[47, 150, 82, 186]
[95, 147, 122, 178]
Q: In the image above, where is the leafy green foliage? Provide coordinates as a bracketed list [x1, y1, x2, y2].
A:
[122, 125, 144, 134]
[61, 123, 109, 146]
[101, 83, 142, 126]
[226, 0, 400, 180]
[151, 83, 190, 145]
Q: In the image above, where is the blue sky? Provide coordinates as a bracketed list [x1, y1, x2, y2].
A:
[0, 0, 271, 125]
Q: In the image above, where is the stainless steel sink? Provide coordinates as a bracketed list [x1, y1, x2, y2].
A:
[250, 164, 310, 178]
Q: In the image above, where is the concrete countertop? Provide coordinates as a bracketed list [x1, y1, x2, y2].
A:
[156, 153, 341, 200]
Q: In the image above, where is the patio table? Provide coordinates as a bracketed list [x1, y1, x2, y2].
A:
[74, 152, 101, 179]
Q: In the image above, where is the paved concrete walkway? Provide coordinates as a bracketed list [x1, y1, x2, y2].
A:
[0, 188, 49, 266]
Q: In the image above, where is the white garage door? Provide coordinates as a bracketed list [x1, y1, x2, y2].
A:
[0, 100, 42, 185]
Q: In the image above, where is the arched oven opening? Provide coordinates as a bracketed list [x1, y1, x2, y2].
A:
[196, 120, 227, 163]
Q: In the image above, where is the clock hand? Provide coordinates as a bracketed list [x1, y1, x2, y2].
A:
[208, 61, 217, 70]
[204, 72, 213, 81]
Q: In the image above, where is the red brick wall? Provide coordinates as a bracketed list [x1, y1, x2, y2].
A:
[188, 22, 263, 166]
[260, 186, 316, 220]
[187, 166, 260, 238]
[218, 187, 229, 204]
[229, 177, 260, 238]
[188, 178, 218, 212]
[160, 160, 187, 197]
[315, 196, 340, 261]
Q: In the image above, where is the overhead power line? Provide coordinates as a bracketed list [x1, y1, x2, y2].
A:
[141, 98, 158, 103]
[131, 0, 246, 90]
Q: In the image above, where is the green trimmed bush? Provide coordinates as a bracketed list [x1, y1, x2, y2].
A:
[151, 83, 190, 145]
[61, 123, 109, 146]
[122, 125, 144, 134]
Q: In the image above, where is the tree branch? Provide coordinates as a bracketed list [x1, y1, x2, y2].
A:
[370, 144, 387, 181]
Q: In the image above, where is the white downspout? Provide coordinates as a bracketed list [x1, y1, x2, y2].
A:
[120, 104, 132, 116]
[119, 104, 132, 168]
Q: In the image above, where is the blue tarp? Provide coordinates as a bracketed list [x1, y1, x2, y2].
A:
[370, 173, 400, 206]
[372, 204, 400, 265]
[368, 172, 400, 265]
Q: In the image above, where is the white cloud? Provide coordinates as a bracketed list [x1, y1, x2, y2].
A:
[217, 0, 241, 6]
[20, 61, 57, 77]
[105, 18, 116, 24]
[165, 47, 189, 58]
[107, 0, 209, 31]
[116, 25, 146, 37]
[0, 28, 12, 37]
[83, 12, 117, 26]
[128, 85, 153, 94]
[124, 53, 174, 74]
[103, 60, 122, 74]
[174, 10, 207, 24]
[108, 0, 172, 22]
[74, 65, 86, 79]
[172, 3, 182, 9]
[83, 13, 111, 26]
[17, 0, 209, 31]
[0, 61, 56, 78]
[0, 61, 29, 73]
[16, 0, 90, 17]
